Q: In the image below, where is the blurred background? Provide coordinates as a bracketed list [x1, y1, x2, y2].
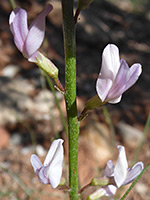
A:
[0, 0, 150, 199]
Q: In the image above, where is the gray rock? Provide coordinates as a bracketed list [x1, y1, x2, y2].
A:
[0, 77, 34, 126]
[0, 77, 63, 131]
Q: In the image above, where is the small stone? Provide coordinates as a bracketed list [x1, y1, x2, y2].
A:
[2, 64, 20, 78]
[20, 145, 46, 156]
[10, 133, 22, 146]
[117, 122, 143, 148]
[36, 145, 46, 157]
[135, 182, 148, 195]
[20, 146, 33, 155]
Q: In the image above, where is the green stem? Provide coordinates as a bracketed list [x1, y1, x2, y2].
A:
[9, 0, 16, 9]
[131, 112, 150, 165]
[61, 0, 79, 200]
[120, 162, 150, 200]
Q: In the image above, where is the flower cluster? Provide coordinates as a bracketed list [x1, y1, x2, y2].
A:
[9, 4, 144, 198]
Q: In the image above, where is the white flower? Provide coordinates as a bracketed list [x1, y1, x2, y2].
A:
[96, 44, 142, 103]
[30, 139, 64, 189]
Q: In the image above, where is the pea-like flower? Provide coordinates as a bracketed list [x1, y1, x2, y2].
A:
[9, 4, 52, 61]
[9, 4, 59, 80]
[96, 44, 142, 103]
[30, 139, 64, 189]
[89, 145, 144, 199]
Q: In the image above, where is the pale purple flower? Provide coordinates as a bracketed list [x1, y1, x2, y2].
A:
[30, 139, 64, 189]
[96, 44, 142, 104]
[99, 145, 144, 197]
[9, 4, 53, 61]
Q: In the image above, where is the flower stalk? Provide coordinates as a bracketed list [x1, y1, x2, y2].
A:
[61, 0, 79, 199]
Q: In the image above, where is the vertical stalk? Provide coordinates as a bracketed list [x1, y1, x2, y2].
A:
[61, 0, 79, 199]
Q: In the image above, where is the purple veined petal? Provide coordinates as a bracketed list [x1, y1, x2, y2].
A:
[37, 166, 49, 184]
[9, 8, 20, 34]
[103, 160, 115, 177]
[123, 162, 144, 185]
[23, 4, 53, 58]
[96, 78, 113, 102]
[30, 154, 43, 175]
[124, 63, 142, 91]
[96, 44, 121, 102]
[100, 44, 120, 81]
[114, 145, 128, 188]
[28, 51, 40, 62]
[46, 139, 64, 188]
[107, 59, 130, 102]
[9, 8, 29, 53]
[104, 185, 117, 196]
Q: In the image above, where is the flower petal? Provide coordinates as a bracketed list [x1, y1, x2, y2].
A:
[47, 139, 64, 188]
[89, 185, 117, 199]
[107, 59, 129, 102]
[123, 162, 144, 185]
[124, 63, 142, 91]
[108, 95, 122, 104]
[114, 145, 128, 187]
[40, 139, 64, 188]
[37, 166, 49, 184]
[100, 44, 120, 81]
[9, 8, 19, 34]
[104, 185, 117, 196]
[103, 160, 115, 177]
[44, 139, 64, 166]
[30, 154, 43, 175]
[23, 4, 53, 58]
[96, 78, 112, 102]
[96, 44, 120, 102]
[9, 8, 28, 53]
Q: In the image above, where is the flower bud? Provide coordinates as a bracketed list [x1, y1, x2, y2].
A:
[90, 177, 109, 186]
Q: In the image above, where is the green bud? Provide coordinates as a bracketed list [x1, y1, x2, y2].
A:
[90, 177, 109, 186]
[78, 0, 94, 10]
[35, 52, 58, 79]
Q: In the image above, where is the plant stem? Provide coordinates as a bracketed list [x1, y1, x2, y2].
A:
[9, 0, 16, 9]
[131, 112, 150, 165]
[61, 0, 79, 199]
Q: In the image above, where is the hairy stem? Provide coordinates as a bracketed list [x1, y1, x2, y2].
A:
[61, 0, 79, 199]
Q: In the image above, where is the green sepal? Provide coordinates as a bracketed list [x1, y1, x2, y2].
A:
[35, 52, 58, 79]
[78, 95, 106, 121]
[90, 177, 109, 186]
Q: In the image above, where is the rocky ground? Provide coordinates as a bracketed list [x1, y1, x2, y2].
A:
[0, 0, 150, 199]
